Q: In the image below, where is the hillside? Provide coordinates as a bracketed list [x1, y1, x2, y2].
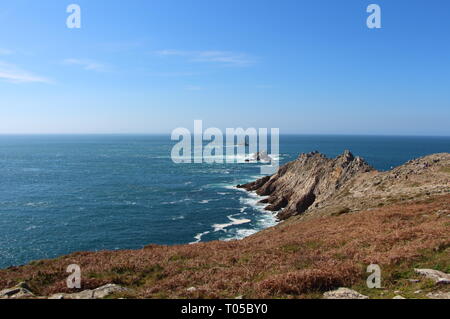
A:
[1, 152, 449, 299]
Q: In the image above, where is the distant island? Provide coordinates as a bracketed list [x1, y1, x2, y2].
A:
[1, 151, 449, 299]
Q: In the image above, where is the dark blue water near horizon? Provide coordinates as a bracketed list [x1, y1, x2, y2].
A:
[0, 134, 449, 268]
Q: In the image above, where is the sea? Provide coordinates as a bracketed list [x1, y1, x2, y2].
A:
[0, 134, 449, 268]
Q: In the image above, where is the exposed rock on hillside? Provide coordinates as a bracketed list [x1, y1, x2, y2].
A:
[238, 151, 450, 220]
[238, 150, 375, 219]
[415, 269, 450, 285]
[323, 287, 369, 299]
[48, 284, 129, 299]
[0, 282, 34, 299]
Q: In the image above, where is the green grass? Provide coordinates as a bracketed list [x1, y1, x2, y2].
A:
[349, 248, 450, 299]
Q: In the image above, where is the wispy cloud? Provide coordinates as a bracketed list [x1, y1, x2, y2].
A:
[0, 48, 13, 55]
[0, 61, 50, 84]
[63, 59, 108, 72]
[185, 85, 204, 91]
[155, 50, 256, 67]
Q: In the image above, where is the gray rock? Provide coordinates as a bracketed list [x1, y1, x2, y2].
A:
[414, 269, 450, 284]
[393, 295, 406, 299]
[48, 284, 129, 299]
[245, 151, 272, 163]
[0, 282, 34, 299]
[426, 292, 450, 299]
[186, 287, 197, 292]
[323, 288, 369, 299]
[92, 284, 129, 298]
[436, 278, 450, 285]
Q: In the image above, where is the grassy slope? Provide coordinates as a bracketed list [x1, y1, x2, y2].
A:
[1, 195, 449, 299]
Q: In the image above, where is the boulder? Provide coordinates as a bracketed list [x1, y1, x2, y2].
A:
[245, 151, 272, 163]
[0, 282, 34, 299]
[323, 287, 369, 299]
[48, 284, 129, 299]
[414, 269, 450, 284]
[426, 291, 450, 299]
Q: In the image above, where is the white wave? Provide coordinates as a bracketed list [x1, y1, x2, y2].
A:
[212, 215, 251, 232]
[162, 198, 191, 205]
[239, 193, 268, 213]
[190, 231, 210, 244]
[224, 185, 247, 192]
[25, 202, 48, 207]
[224, 228, 259, 241]
[192, 154, 249, 162]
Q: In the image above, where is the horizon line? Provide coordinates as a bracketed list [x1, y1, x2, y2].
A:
[0, 133, 449, 138]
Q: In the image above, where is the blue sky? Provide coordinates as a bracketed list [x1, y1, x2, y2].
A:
[0, 0, 449, 135]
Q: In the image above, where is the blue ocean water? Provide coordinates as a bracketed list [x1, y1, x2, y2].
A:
[0, 135, 449, 268]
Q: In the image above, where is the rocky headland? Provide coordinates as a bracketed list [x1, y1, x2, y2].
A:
[238, 151, 450, 220]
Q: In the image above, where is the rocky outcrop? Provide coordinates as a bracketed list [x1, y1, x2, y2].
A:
[48, 284, 129, 299]
[414, 269, 450, 285]
[1, 282, 129, 299]
[323, 287, 369, 299]
[238, 151, 450, 220]
[0, 282, 34, 299]
[238, 150, 374, 219]
[427, 291, 450, 299]
[245, 151, 272, 162]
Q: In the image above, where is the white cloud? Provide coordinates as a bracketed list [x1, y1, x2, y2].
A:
[155, 50, 256, 67]
[0, 61, 50, 84]
[185, 85, 204, 91]
[63, 59, 108, 71]
[0, 48, 13, 55]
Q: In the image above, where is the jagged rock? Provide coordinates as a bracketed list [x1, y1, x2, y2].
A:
[393, 295, 406, 299]
[408, 279, 420, 283]
[0, 282, 34, 299]
[414, 269, 450, 284]
[238, 150, 374, 219]
[437, 278, 450, 285]
[427, 291, 450, 299]
[245, 151, 272, 162]
[237, 151, 450, 220]
[323, 288, 369, 299]
[48, 284, 129, 299]
[93, 284, 129, 298]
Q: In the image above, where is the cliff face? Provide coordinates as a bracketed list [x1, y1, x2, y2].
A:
[238, 151, 450, 220]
